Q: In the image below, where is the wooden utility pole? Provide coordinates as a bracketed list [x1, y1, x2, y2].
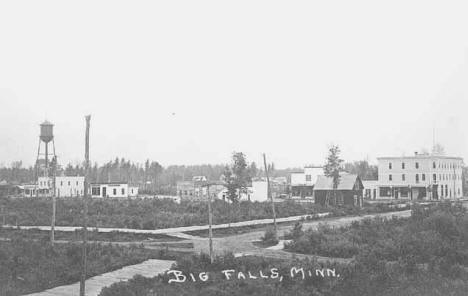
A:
[263, 153, 277, 240]
[51, 156, 57, 245]
[453, 165, 457, 199]
[80, 115, 91, 296]
[1, 206, 5, 226]
[206, 184, 214, 264]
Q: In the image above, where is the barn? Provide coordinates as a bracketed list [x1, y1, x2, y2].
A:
[313, 174, 364, 206]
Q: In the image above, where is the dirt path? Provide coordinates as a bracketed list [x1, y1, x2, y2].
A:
[189, 210, 411, 260]
[23, 259, 175, 296]
[5, 213, 330, 235]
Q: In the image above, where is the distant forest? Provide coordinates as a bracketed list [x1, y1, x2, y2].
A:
[0, 158, 303, 195]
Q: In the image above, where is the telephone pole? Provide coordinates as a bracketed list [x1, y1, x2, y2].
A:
[80, 115, 91, 296]
[206, 183, 214, 264]
[263, 153, 277, 240]
[51, 156, 57, 245]
[1, 206, 5, 226]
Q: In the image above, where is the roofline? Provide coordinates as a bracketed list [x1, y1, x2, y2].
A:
[91, 182, 129, 185]
[377, 156, 463, 160]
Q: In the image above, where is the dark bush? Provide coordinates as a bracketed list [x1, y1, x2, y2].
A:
[261, 226, 278, 246]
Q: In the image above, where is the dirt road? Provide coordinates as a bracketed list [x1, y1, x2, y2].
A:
[189, 210, 411, 261]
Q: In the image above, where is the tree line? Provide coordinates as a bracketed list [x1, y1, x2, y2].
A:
[0, 153, 300, 195]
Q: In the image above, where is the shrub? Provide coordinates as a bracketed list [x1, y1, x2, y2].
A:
[261, 226, 278, 246]
[284, 222, 303, 240]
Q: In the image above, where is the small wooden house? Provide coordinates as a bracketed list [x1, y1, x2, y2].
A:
[313, 174, 364, 206]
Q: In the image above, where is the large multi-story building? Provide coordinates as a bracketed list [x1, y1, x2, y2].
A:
[376, 153, 463, 200]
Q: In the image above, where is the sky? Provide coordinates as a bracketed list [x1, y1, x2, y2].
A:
[1, 0, 468, 169]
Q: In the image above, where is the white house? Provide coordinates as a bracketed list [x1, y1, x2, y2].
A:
[250, 181, 268, 202]
[244, 178, 288, 202]
[91, 183, 132, 198]
[362, 180, 379, 200]
[290, 166, 323, 199]
[376, 153, 463, 200]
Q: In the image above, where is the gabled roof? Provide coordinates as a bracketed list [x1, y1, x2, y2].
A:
[314, 174, 362, 190]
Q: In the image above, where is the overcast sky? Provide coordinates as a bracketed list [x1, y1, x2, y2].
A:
[1, 1, 468, 169]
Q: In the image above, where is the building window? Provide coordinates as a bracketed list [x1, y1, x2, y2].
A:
[422, 174, 425, 181]
[433, 174, 437, 182]
[402, 162, 405, 169]
[400, 187, 409, 198]
[415, 162, 419, 169]
[60, 181, 63, 186]
[389, 163, 392, 169]
[121, 188, 125, 195]
[389, 174, 392, 181]
[380, 187, 391, 197]
[76, 181, 78, 185]
[415, 174, 419, 183]
[402, 174, 405, 181]
[433, 162, 436, 169]
[113, 188, 117, 195]
[68, 181, 71, 186]
[306, 175, 311, 181]
[91, 187, 100, 195]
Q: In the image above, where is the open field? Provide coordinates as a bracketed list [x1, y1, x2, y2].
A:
[0, 198, 326, 229]
[0, 239, 185, 296]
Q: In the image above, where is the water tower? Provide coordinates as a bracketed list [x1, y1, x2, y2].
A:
[36, 120, 56, 179]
